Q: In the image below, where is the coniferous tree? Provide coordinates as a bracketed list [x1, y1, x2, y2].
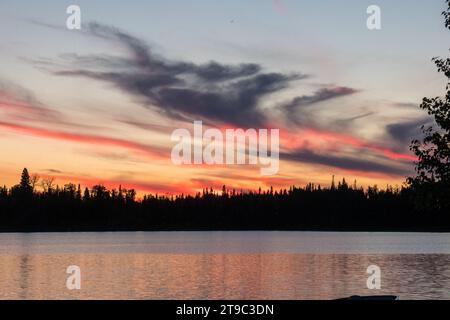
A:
[19, 168, 32, 194]
[83, 187, 90, 201]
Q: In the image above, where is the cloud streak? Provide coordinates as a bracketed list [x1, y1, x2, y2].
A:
[0, 80, 61, 123]
[281, 128, 417, 162]
[0, 121, 168, 161]
[282, 87, 359, 111]
[281, 150, 412, 177]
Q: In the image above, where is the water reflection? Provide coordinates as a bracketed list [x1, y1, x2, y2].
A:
[0, 232, 450, 300]
[0, 253, 449, 299]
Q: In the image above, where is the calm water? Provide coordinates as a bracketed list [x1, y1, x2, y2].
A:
[0, 232, 450, 300]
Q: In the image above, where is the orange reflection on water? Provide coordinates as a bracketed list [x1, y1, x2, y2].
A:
[1, 253, 450, 300]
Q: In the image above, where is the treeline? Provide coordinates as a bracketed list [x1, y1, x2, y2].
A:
[0, 168, 448, 232]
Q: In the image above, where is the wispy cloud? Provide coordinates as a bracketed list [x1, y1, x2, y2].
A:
[0, 121, 169, 161]
[281, 128, 417, 162]
[282, 87, 359, 111]
[281, 149, 412, 177]
[30, 22, 329, 128]
[0, 80, 61, 123]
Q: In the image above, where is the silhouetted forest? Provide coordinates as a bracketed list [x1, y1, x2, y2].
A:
[0, 169, 449, 232]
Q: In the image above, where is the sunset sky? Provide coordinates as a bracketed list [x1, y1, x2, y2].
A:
[0, 0, 448, 195]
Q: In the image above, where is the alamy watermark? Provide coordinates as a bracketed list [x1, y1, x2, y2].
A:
[366, 265, 381, 290]
[367, 5, 382, 30]
[66, 265, 81, 290]
[66, 5, 81, 30]
[171, 121, 280, 176]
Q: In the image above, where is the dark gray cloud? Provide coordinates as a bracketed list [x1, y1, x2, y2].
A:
[282, 87, 359, 112]
[342, 112, 376, 122]
[33, 22, 322, 127]
[386, 117, 432, 150]
[279, 86, 360, 127]
[329, 112, 376, 131]
[152, 72, 301, 126]
[43, 169, 63, 174]
[281, 150, 413, 176]
[85, 23, 264, 81]
[393, 102, 420, 109]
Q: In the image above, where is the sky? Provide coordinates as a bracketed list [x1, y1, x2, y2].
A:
[0, 0, 449, 195]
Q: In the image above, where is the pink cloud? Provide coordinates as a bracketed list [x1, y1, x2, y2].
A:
[281, 128, 416, 162]
[0, 121, 169, 161]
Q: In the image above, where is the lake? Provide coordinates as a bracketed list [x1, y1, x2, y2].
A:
[0, 232, 449, 300]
